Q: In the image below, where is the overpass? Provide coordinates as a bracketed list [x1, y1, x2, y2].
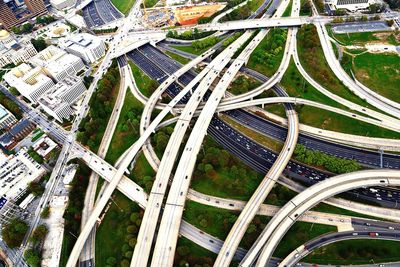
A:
[65, 35, 225, 267]
[280, 230, 400, 266]
[129, 47, 217, 266]
[316, 22, 400, 118]
[149, 30, 256, 267]
[240, 169, 400, 267]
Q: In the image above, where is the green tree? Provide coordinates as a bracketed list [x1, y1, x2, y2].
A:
[2, 218, 28, 248]
[24, 249, 41, 267]
[106, 257, 117, 266]
[31, 38, 48, 52]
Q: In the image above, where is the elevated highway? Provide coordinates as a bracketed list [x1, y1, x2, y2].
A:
[280, 231, 400, 266]
[316, 22, 400, 118]
[149, 30, 256, 267]
[65, 45, 214, 267]
[240, 170, 400, 267]
[129, 47, 218, 266]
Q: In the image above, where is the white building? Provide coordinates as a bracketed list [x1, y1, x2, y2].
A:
[328, 0, 371, 11]
[50, 0, 76, 10]
[4, 63, 55, 102]
[38, 75, 87, 122]
[0, 30, 38, 68]
[31, 45, 85, 82]
[62, 33, 106, 64]
[0, 104, 17, 130]
[0, 147, 46, 201]
[32, 135, 58, 158]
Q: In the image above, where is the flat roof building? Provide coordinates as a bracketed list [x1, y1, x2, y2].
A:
[31, 45, 85, 82]
[0, 30, 38, 68]
[50, 0, 75, 10]
[327, 0, 371, 11]
[62, 33, 106, 64]
[0, 119, 36, 150]
[32, 135, 57, 159]
[0, 147, 45, 201]
[0, 104, 17, 130]
[38, 75, 87, 122]
[4, 63, 55, 102]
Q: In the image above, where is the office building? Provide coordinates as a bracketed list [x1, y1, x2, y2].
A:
[39, 75, 87, 122]
[327, 0, 371, 11]
[0, 104, 17, 130]
[4, 63, 55, 102]
[32, 135, 57, 159]
[24, 0, 47, 16]
[31, 45, 85, 81]
[50, 0, 75, 10]
[62, 33, 106, 63]
[0, 30, 38, 68]
[0, 0, 19, 30]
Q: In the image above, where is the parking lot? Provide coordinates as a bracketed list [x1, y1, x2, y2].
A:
[332, 21, 391, 34]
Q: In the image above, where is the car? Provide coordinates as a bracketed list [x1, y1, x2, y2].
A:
[369, 232, 379, 237]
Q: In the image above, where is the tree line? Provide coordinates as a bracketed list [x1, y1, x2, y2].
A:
[294, 144, 361, 174]
[77, 60, 120, 152]
[191, 36, 220, 51]
[166, 29, 215, 40]
[0, 91, 22, 119]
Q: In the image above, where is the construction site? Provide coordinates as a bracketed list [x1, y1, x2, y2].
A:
[142, 0, 226, 27]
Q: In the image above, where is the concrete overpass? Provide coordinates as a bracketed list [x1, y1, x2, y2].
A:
[280, 231, 400, 266]
[240, 169, 400, 267]
[149, 30, 256, 267]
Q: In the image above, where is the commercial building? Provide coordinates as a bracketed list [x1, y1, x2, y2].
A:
[24, 0, 47, 16]
[62, 33, 106, 63]
[50, 0, 75, 10]
[0, 0, 47, 30]
[0, 147, 45, 201]
[0, 104, 17, 130]
[32, 135, 57, 159]
[0, 0, 19, 30]
[327, 0, 371, 11]
[31, 45, 85, 82]
[0, 29, 38, 68]
[0, 119, 36, 150]
[38, 75, 87, 122]
[4, 63, 55, 102]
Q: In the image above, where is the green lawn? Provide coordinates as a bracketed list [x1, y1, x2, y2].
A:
[95, 192, 142, 267]
[297, 25, 373, 109]
[305, 239, 400, 264]
[144, 0, 158, 7]
[110, 0, 135, 15]
[165, 50, 190, 65]
[248, 0, 266, 12]
[174, 237, 216, 266]
[331, 30, 400, 46]
[282, 0, 293, 17]
[129, 61, 159, 97]
[105, 89, 143, 164]
[31, 130, 44, 142]
[277, 59, 399, 138]
[170, 44, 210, 55]
[183, 201, 335, 257]
[353, 52, 400, 103]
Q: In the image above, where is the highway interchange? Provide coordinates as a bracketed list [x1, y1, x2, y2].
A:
[2, 0, 400, 266]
